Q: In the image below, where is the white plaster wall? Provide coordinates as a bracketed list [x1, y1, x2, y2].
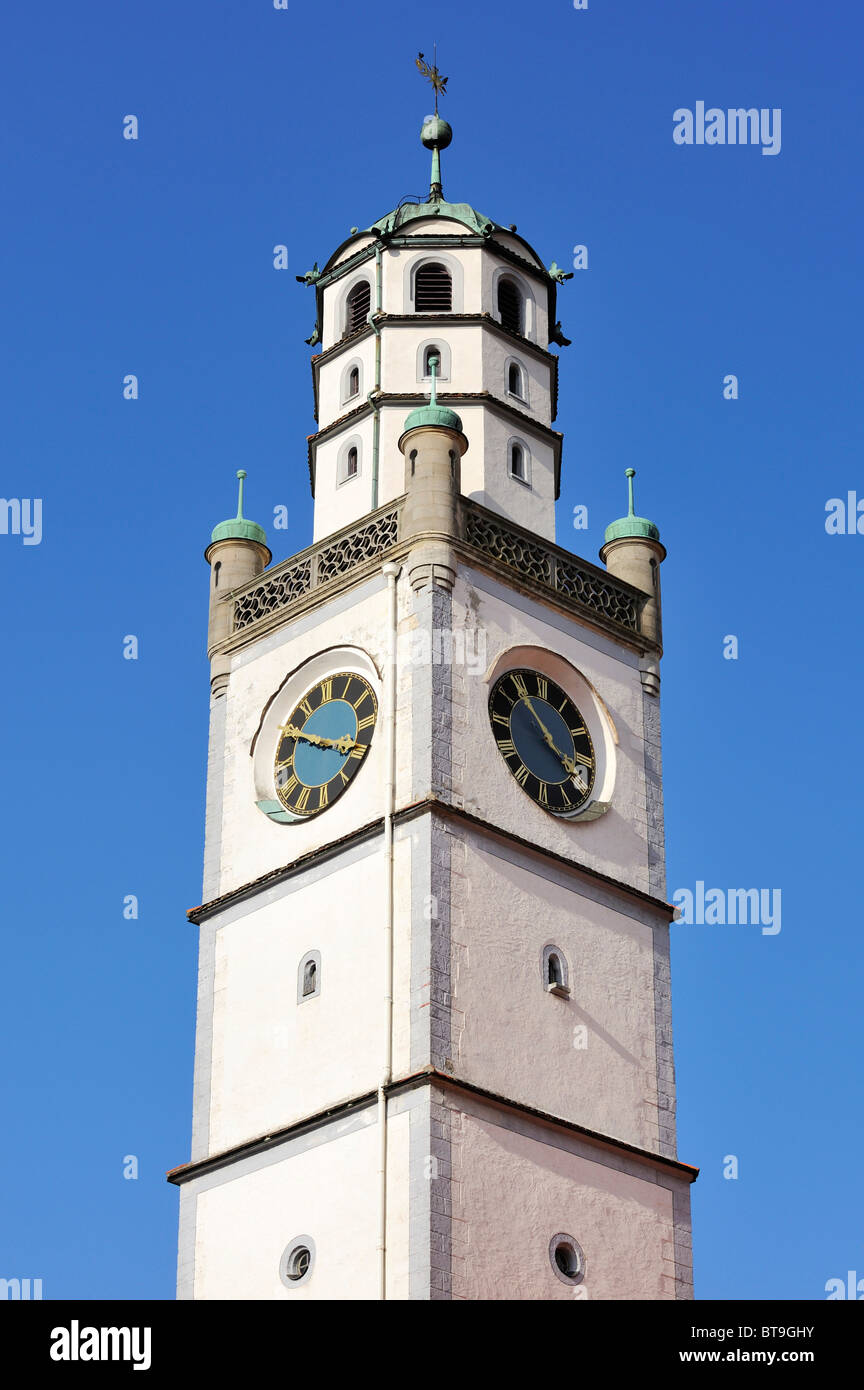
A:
[450, 839, 660, 1150]
[311, 414, 377, 540]
[452, 1109, 678, 1300]
[316, 336, 377, 425]
[380, 321, 484, 394]
[461, 406, 557, 539]
[209, 858, 380, 1151]
[482, 331, 553, 427]
[193, 1108, 411, 1300]
[206, 834, 414, 1152]
[218, 587, 394, 895]
[450, 570, 654, 895]
[380, 232, 484, 315]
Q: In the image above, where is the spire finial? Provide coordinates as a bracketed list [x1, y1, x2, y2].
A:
[235, 469, 248, 520]
[625, 467, 636, 516]
[417, 50, 452, 200]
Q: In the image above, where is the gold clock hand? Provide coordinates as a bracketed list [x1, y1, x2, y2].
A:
[524, 698, 580, 776]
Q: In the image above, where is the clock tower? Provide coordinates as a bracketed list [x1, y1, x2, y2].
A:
[169, 105, 696, 1300]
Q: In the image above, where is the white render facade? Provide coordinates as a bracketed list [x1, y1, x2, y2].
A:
[171, 122, 695, 1300]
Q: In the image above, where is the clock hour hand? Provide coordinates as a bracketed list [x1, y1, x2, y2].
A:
[523, 698, 579, 777]
[279, 722, 364, 756]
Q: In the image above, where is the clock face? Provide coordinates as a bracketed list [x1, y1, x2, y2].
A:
[274, 672, 378, 819]
[489, 667, 596, 816]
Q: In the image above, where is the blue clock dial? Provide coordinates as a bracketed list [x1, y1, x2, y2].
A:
[274, 672, 377, 818]
[489, 667, 596, 815]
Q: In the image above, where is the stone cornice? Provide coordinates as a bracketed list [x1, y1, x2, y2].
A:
[166, 1063, 698, 1188]
[186, 796, 675, 927]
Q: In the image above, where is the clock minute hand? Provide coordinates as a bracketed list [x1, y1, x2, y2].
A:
[524, 698, 577, 775]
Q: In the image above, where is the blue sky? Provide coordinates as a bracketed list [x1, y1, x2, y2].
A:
[1, 0, 861, 1300]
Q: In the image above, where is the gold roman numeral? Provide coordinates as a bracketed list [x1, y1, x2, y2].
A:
[319, 679, 333, 703]
[341, 678, 352, 698]
[295, 786, 311, 813]
[514, 763, 530, 786]
[536, 677, 548, 700]
[349, 744, 366, 760]
[354, 688, 370, 708]
[357, 713, 375, 731]
[299, 698, 313, 720]
[497, 738, 516, 756]
[511, 672, 529, 698]
[318, 784, 329, 810]
[492, 711, 510, 726]
[338, 768, 350, 786]
[538, 782, 549, 805]
[569, 725, 587, 740]
[574, 751, 593, 767]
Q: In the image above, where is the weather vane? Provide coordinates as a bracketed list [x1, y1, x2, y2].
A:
[416, 47, 447, 115]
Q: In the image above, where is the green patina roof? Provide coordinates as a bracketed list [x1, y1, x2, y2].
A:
[604, 469, 660, 544]
[211, 470, 267, 546]
[403, 355, 463, 434]
[370, 115, 498, 240]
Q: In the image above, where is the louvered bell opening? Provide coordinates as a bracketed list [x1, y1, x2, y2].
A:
[346, 282, 371, 336]
[415, 263, 453, 312]
[498, 280, 522, 335]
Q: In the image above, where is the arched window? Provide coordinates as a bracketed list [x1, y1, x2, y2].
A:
[509, 442, 527, 483]
[498, 278, 523, 334]
[415, 262, 452, 312]
[345, 281, 371, 336]
[542, 944, 570, 996]
[346, 447, 358, 478]
[213, 561, 221, 589]
[423, 344, 442, 376]
[348, 366, 360, 397]
[297, 951, 321, 1003]
[507, 362, 525, 398]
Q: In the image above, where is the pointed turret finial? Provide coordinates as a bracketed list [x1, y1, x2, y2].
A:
[235, 469, 248, 519]
[417, 48, 452, 200]
[210, 469, 268, 546]
[625, 466, 637, 516]
[603, 467, 660, 544]
[428, 354, 440, 406]
[400, 353, 465, 437]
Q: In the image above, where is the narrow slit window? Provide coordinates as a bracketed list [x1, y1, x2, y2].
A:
[508, 362, 523, 397]
[510, 443, 526, 482]
[348, 366, 360, 397]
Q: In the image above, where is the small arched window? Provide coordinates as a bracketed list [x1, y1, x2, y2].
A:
[498, 278, 523, 334]
[298, 951, 321, 1003]
[213, 561, 221, 589]
[415, 262, 452, 312]
[345, 281, 371, 336]
[346, 447, 358, 478]
[508, 362, 524, 398]
[348, 366, 360, 397]
[542, 944, 570, 997]
[509, 442, 527, 483]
